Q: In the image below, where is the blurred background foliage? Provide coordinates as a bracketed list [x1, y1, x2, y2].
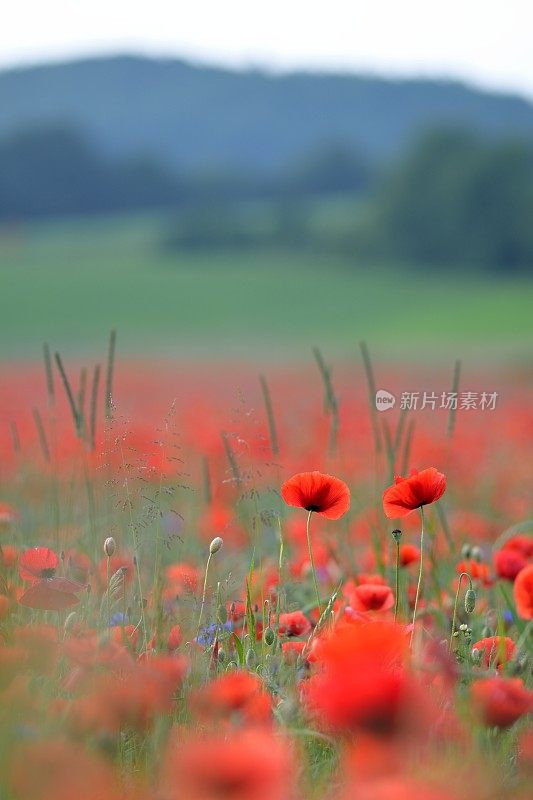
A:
[0, 55, 532, 356]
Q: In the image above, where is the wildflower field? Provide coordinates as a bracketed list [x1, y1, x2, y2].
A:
[0, 339, 532, 800]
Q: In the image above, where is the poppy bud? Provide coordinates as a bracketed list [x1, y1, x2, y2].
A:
[461, 544, 472, 559]
[104, 537, 116, 557]
[217, 604, 228, 624]
[245, 648, 256, 668]
[391, 529, 402, 543]
[471, 648, 482, 665]
[465, 588, 476, 614]
[471, 546, 482, 562]
[263, 627, 275, 646]
[217, 647, 226, 663]
[209, 537, 223, 555]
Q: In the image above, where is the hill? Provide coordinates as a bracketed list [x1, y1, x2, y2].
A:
[2, 55, 533, 171]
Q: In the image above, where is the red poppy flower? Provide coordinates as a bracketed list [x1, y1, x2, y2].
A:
[19, 576, 84, 611]
[382, 468, 446, 518]
[281, 471, 350, 520]
[281, 640, 306, 662]
[350, 584, 395, 613]
[494, 548, 527, 581]
[514, 563, 533, 619]
[399, 544, 420, 567]
[161, 728, 293, 800]
[277, 610, 312, 637]
[192, 670, 272, 725]
[19, 547, 59, 582]
[471, 676, 532, 728]
[472, 636, 516, 670]
[304, 621, 416, 738]
[167, 624, 182, 652]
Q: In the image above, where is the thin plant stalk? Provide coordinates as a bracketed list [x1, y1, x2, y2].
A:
[394, 539, 400, 623]
[196, 551, 214, 641]
[306, 510, 322, 615]
[410, 506, 425, 648]
[449, 571, 473, 652]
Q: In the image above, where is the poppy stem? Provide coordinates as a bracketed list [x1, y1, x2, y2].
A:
[394, 540, 400, 623]
[106, 555, 111, 634]
[306, 510, 322, 615]
[449, 572, 473, 653]
[196, 551, 213, 642]
[410, 506, 425, 648]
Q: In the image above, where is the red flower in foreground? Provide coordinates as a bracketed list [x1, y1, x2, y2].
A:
[161, 728, 293, 800]
[472, 636, 516, 670]
[514, 563, 533, 619]
[382, 468, 446, 519]
[19, 547, 59, 582]
[282, 471, 350, 519]
[471, 676, 532, 728]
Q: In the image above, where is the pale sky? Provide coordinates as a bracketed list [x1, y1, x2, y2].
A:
[2, 1, 532, 98]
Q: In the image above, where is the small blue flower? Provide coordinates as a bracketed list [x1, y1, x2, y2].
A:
[504, 610, 514, 624]
[196, 621, 233, 646]
[109, 612, 129, 626]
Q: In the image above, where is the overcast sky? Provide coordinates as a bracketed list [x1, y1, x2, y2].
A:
[2, 1, 532, 98]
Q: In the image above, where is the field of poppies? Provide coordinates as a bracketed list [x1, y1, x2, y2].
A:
[0, 341, 532, 800]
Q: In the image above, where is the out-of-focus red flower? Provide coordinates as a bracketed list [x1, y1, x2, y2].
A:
[399, 544, 420, 566]
[350, 584, 395, 613]
[494, 547, 527, 581]
[504, 534, 533, 559]
[357, 573, 387, 586]
[471, 676, 532, 728]
[0, 544, 18, 568]
[167, 624, 182, 651]
[277, 610, 311, 637]
[9, 738, 123, 800]
[514, 563, 533, 619]
[472, 636, 516, 670]
[0, 502, 17, 528]
[281, 471, 350, 519]
[383, 468, 446, 518]
[161, 728, 294, 800]
[192, 670, 272, 725]
[18, 546, 59, 582]
[303, 621, 418, 738]
[19, 576, 85, 611]
[110, 624, 138, 649]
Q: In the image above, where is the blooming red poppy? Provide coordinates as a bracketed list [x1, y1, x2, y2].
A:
[19, 547, 59, 582]
[281, 471, 350, 520]
[472, 636, 516, 670]
[350, 584, 395, 613]
[382, 468, 446, 518]
[277, 610, 312, 637]
[471, 676, 532, 728]
[514, 563, 533, 619]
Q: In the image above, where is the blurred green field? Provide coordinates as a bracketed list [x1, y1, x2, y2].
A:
[1, 210, 532, 361]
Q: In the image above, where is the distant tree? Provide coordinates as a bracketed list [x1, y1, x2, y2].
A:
[0, 125, 185, 219]
[367, 129, 533, 273]
[287, 144, 372, 196]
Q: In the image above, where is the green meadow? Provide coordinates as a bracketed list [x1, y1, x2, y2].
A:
[1, 209, 532, 361]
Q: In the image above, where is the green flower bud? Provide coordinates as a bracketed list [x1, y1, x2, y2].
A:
[465, 588, 476, 614]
